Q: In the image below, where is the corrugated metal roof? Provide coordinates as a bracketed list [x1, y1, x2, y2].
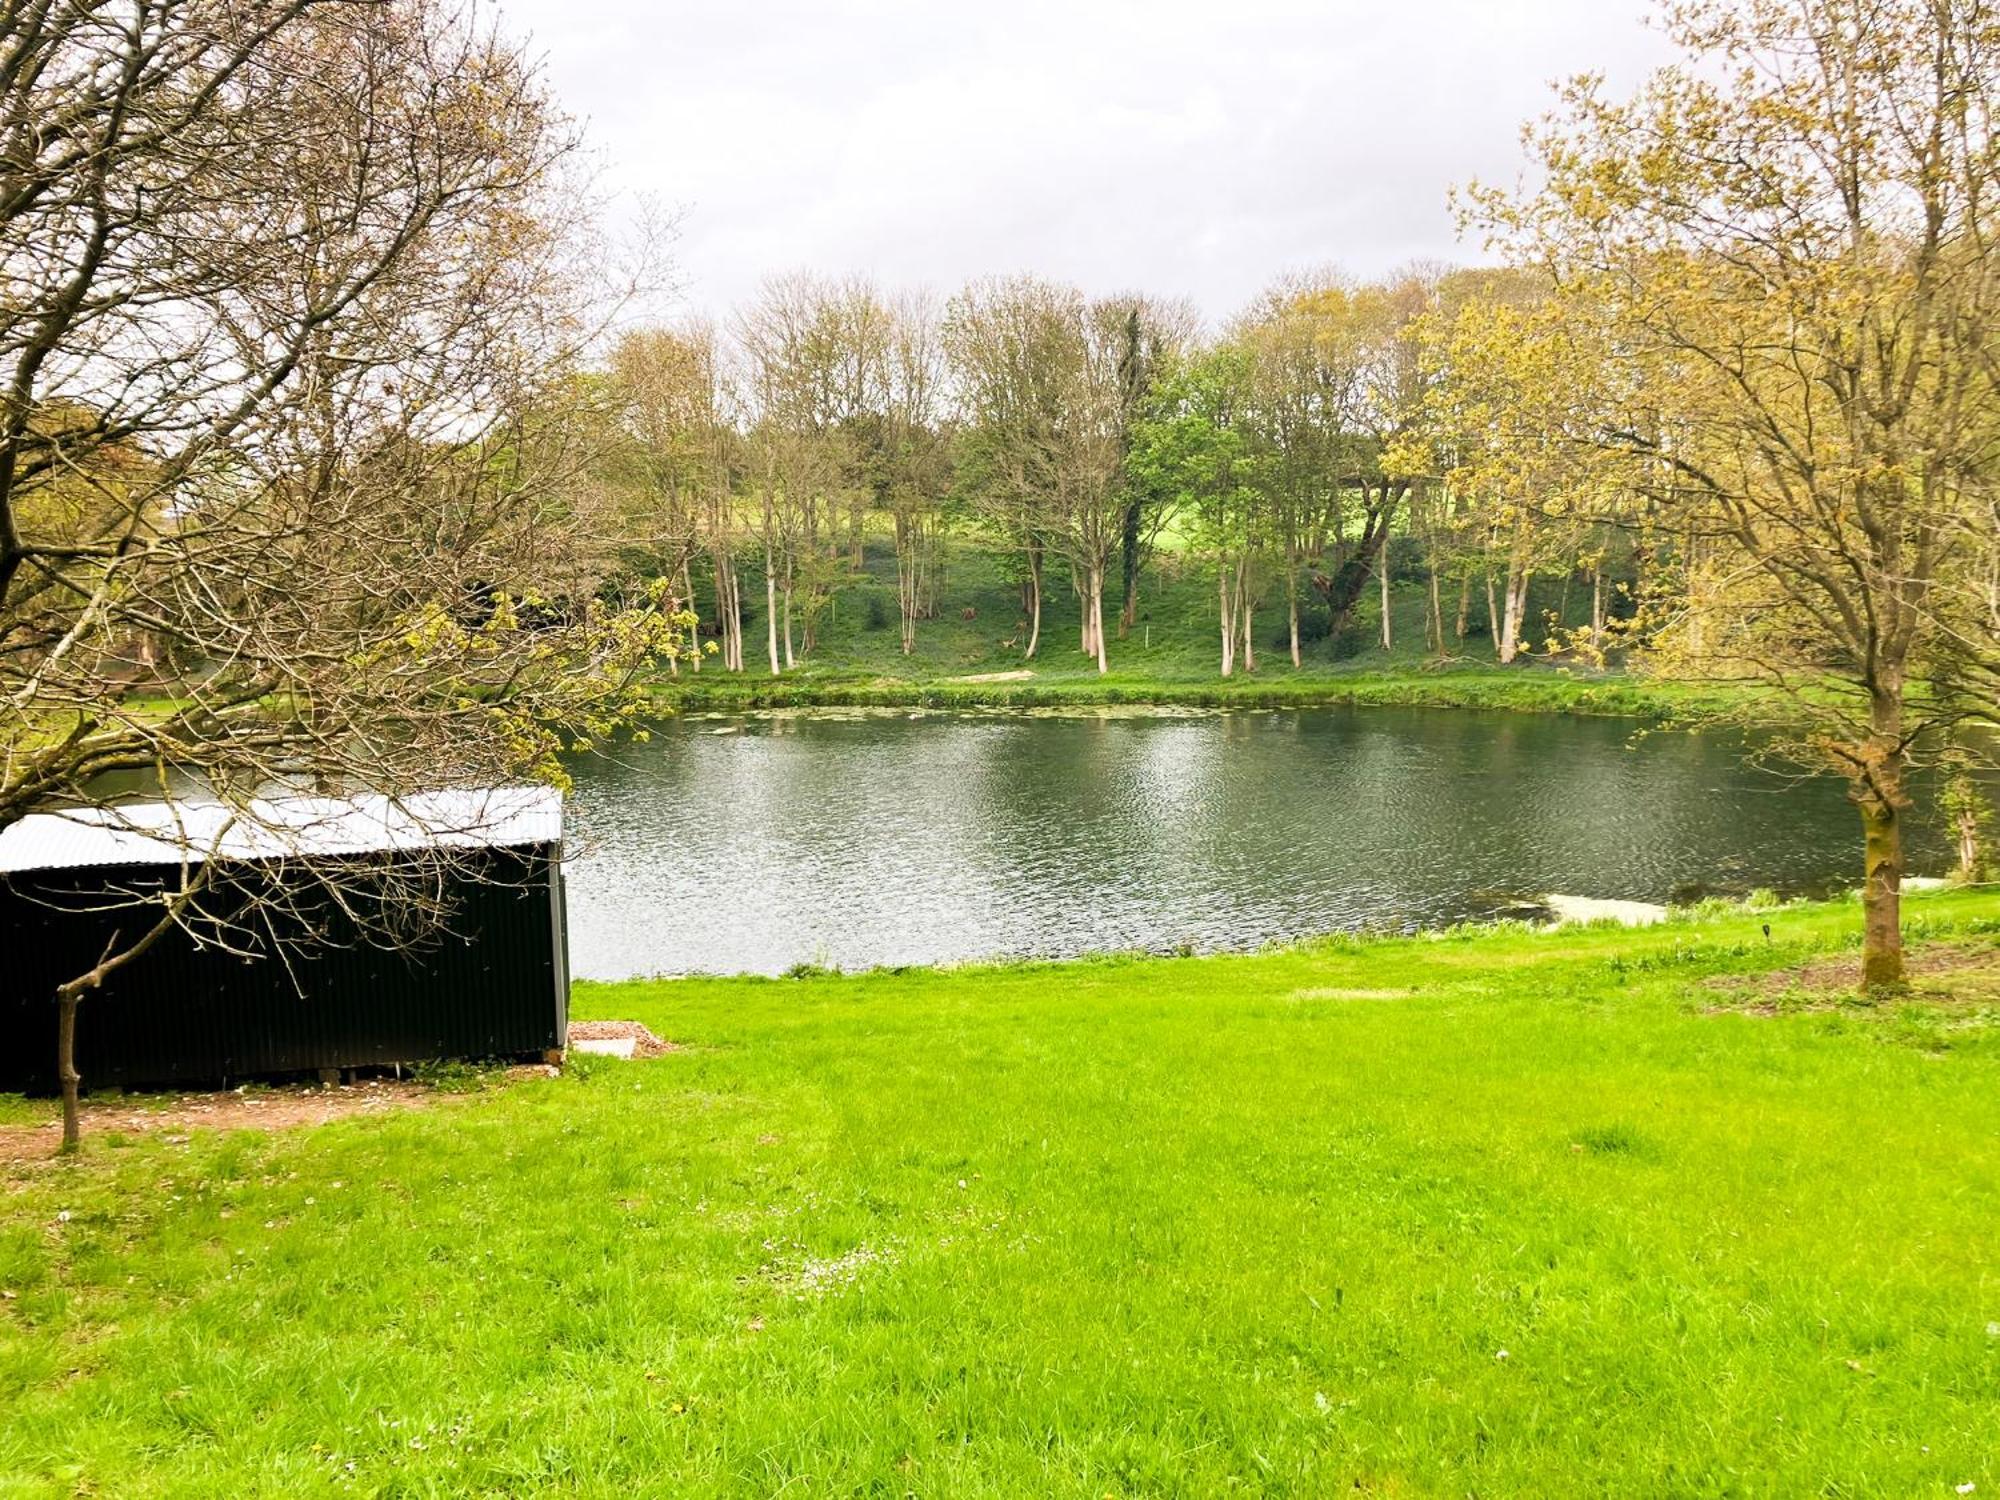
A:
[0, 786, 562, 874]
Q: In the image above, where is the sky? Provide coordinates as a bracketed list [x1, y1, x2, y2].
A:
[497, 0, 1675, 327]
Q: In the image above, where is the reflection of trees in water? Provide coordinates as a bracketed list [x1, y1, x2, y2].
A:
[562, 711, 1939, 979]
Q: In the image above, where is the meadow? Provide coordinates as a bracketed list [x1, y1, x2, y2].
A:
[3, 890, 1998, 1495]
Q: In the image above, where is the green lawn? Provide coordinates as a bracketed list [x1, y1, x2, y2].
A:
[4, 892, 2000, 1495]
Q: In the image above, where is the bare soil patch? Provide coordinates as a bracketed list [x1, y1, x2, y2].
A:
[0, 1077, 450, 1165]
[568, 1020, 678, 1058]
[1705, 941, 2000, 1014]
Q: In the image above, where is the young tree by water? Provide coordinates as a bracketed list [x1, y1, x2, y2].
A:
[1471, 0, 2000, 987]
[606, 325, 738, 673]
[734, 275, 881, 666]
[1399, 280, 1634, 665]
[0, 0, 690, 1147]
[946, 278, 1129, 672]
[1129, 346, 1268, 676]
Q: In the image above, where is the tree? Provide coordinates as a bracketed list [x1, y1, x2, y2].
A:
[878, 293, 953, 656]
[734, 274, 893, 667]
[1236, 275, 1347, 667]
[1129, 347, 1267, 675]
[1, 0, 687, 1148]
[1472, 0, 2000, 986]
[606, 324, 736, 672]
[946, 278, 1128, 671]
[1402, 284, 1630, 664]
[1106, 296, 1196, 636]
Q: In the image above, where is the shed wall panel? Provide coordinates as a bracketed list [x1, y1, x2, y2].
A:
[0, 846, 565, 1094]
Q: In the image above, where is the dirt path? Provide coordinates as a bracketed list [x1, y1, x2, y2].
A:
[0, 1077, 442, 1165]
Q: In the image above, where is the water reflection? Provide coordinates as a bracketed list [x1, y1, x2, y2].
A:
[562, 707, 1958, 979]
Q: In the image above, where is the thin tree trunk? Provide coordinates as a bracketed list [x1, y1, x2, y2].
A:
[1498, 562, 1528, 665]
[1092, 565, 1108, 675]
[1427, 567, 1444, 654]
[1219, 565, 1235, 678]
[1289, 589, 1301, 669]
[57, 985, 82, 1153]
[1119, 499, 1141, 637]
[1590, 565, 1605, 653]
[1455, 575, 1471, 642]
[764, 548, 781, 676]
[681, 558, 699, 674]
[1484, 570, 1499, 652]
[1241, 585, 1256, 674]
[1379, 541, 1393, 653]
[1024, 540, 1043, 660]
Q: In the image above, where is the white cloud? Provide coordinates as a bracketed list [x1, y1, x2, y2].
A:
[502, 0, 1672, 323]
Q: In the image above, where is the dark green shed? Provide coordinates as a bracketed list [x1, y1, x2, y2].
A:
[0, 788, 569, 1094]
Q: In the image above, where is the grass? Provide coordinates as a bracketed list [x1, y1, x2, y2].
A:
[4, 889, 2000, 1495]
[655, 537, 1764, 720]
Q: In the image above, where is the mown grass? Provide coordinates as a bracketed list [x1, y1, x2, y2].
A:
[4, 891, 1999, 1496]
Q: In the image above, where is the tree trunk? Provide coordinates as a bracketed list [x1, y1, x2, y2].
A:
[1590, 565, 1605, 653]
[57, 985, 82, 1154]
[1379, 540, 1393, 653]
[895, 513, 919, 655]
[720, 555, 742, 672]
[1427, 567, 1444, 654]
[1289, 589, 1301, 669]
[1455, 575, 1471, 642]
[1119, 499, 1141, 637]
[1498, 565, 1527, 665]
[764, 548, 781, 675]
[1218, 565, 1235, 677]
[1092, 565, 1108, 675]
[1858, 784, 1906, 989]
[1241, 586, 1256, 674]
[1024, 540, 1042, 660]
[681, 558, 699, 674]
[730, 558, 744, 671]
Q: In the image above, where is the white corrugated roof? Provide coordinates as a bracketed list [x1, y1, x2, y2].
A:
[0, 787, 562, 874]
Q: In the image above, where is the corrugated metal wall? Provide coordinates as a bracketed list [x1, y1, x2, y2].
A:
[0, 846, 567, 1094]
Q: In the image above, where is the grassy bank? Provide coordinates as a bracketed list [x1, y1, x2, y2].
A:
[657, 659, 1746, 718]
[656, 538, 1754, 719]
[4, 891, 2000, 1494]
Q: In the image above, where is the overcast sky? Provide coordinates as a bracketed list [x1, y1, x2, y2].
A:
[498, 0, 1673, 326]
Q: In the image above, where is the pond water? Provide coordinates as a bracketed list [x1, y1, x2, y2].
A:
[561, 705, 1963, 979]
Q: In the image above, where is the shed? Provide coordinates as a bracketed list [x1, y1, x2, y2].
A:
[0, 787, 569, 1094]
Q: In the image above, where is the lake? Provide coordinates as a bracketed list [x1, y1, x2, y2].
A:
[560, 705, 1963, 979]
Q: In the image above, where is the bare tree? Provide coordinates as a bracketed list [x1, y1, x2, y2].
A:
[1, 0, 688, 1146]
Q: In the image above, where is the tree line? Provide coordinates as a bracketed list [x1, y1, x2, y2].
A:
[591, 265, 1653, 682]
